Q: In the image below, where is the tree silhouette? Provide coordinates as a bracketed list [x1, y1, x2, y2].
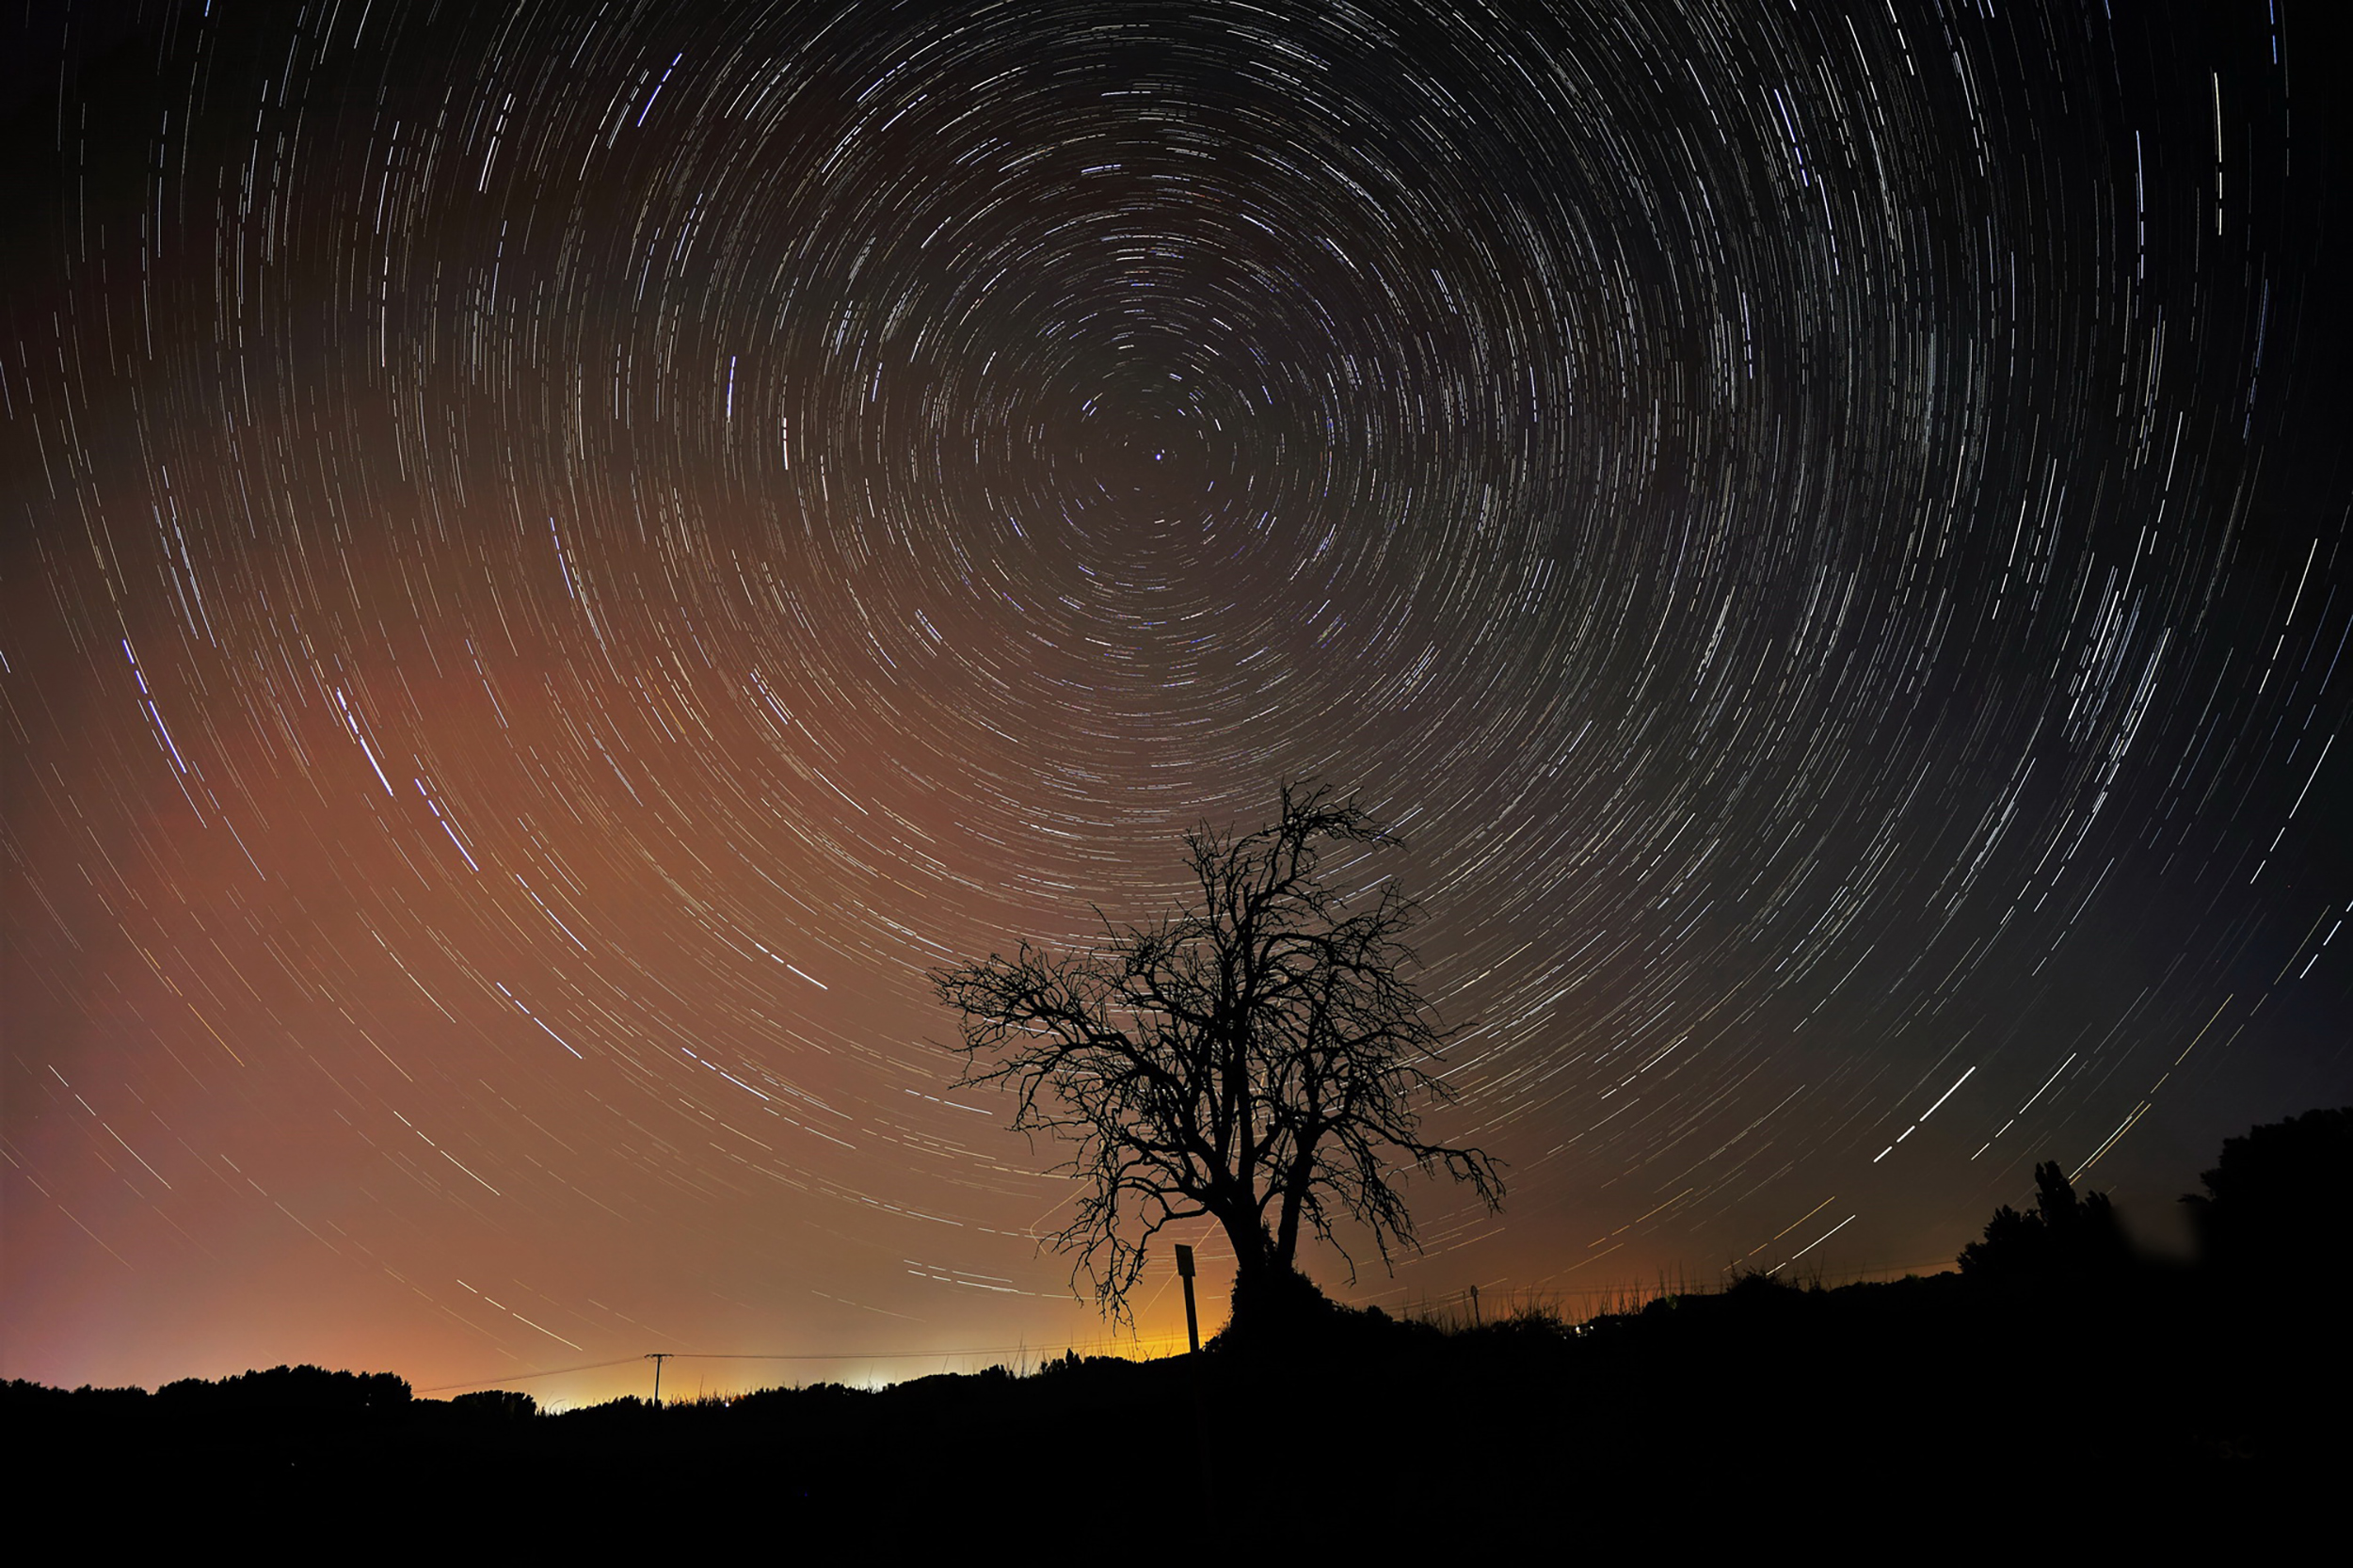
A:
[2182, 1105, 2353, 1278]
[1958, 1160, 2128, 1280]
[932, 782, 1503, 1330]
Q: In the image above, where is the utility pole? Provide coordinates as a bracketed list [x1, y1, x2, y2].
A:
[645, 1352, 672, 1406]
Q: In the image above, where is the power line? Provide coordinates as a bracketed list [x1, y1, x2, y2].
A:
[419, 1335, 1191, 1395]
[417, 1357, 644, 1394]
[421, 1260, 1961, 1395]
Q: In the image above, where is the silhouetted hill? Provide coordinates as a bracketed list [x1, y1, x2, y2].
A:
[14, 1113, 2348, 1547]
[12, 1277, 2337, 1548]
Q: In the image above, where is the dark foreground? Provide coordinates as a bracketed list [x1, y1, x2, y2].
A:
[13, 1263, 2345, 1549]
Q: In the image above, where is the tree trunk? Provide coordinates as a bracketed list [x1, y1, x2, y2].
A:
[1223, 1215, 1329, 1347]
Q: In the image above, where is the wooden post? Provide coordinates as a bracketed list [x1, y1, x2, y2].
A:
[646, 1352, 671, 1405]
[1174, 1243, 1201, 1354]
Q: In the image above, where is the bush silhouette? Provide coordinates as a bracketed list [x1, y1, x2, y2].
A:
[452, 1388, 537, 1420]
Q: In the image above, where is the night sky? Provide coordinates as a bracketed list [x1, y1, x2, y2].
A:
[5, 0, 2347, 1406]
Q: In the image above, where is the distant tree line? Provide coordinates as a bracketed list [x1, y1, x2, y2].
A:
[1959, 1106, 2352, 1283]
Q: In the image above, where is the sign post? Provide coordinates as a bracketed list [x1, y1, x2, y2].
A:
[1174, 1242, 1201, 1354]
[1174, 1243, 1216, 1515]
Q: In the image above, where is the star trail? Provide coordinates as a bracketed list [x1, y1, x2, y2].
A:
[4, 0, 2346, 1402]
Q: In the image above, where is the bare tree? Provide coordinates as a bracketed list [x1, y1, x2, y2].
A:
[932, 782, 1502, 1330]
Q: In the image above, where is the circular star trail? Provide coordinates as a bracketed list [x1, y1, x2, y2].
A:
[4, 0, 2346, 1396]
